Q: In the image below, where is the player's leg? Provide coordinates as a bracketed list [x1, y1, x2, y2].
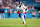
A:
[21, 13, 27, 26]
[22, 16, 26, 24]
[34, 15, 36, 19]
[32, 15, 34, 19]
[0, 14, 1, 19]
[18, 14, 20, 19]
[19, 13, 21, 19]
[22, 16, 27, 26]
[24, 14, 26, 20]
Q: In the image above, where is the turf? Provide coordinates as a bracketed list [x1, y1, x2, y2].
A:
[0, 18, 40, 27]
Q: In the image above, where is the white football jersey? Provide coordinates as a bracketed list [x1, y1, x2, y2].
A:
[21, 4, 28, 13]
[17, 3, 28, 13]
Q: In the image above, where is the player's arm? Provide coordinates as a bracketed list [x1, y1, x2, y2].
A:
[23, 5, 28, 12]
[16, 5, 19, 12]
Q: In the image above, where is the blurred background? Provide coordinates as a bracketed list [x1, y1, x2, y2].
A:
[0, 0, 40, 18]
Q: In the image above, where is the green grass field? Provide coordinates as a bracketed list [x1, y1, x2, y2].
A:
[0, 18, 40, 27]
